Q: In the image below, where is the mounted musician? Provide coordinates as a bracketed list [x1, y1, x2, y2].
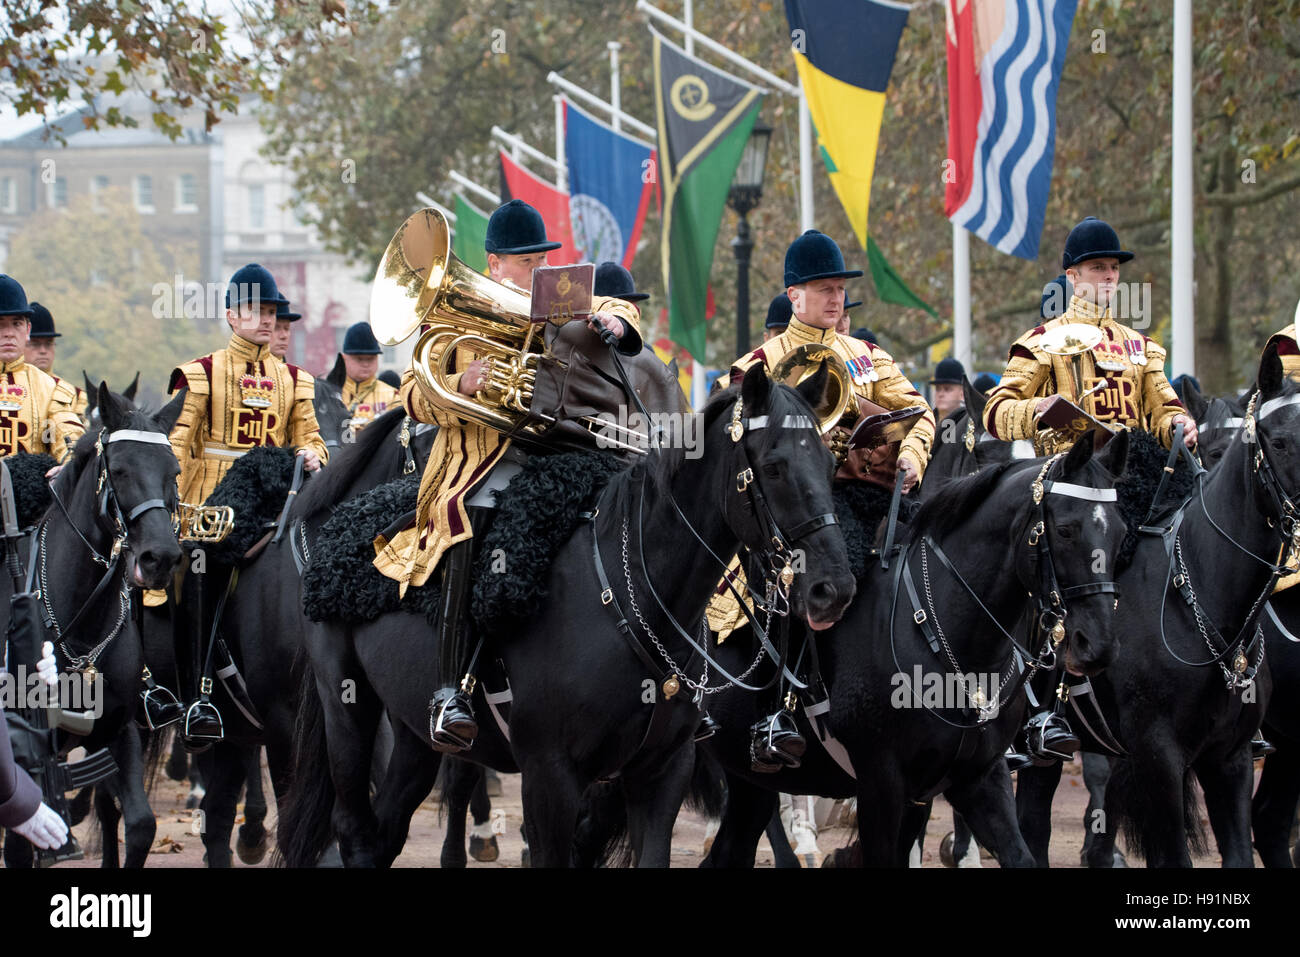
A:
[1265, 304, 1299, 381]
[984, 218, 1195, 764]
[0, 276, 84, 465]
[23, 302, 89, 425]
[325, 321, 398, 436]
[711, 230, 936, 770]
[371, 199, 644, 754]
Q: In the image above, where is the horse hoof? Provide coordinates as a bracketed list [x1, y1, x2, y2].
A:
[237, 831, 269, 865]
[939, 832, 957, 869]
[469, 835, 499, 863]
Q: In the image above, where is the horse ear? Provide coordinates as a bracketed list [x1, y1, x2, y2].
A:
[1258, 343, 1284, 399]
[1180, 376, 1208, 423]
[123, 371, 140, 403]
[962, 375, 988, 435]
[97, 381, 123, 432]
[794, 362, 829, 414]
[740, 363, 772, 414]
[156, 387, 187, 435]
[82, 370, 95, 397]
[1060, 430, 1096, 477]
[1096, 428, 1130, 478]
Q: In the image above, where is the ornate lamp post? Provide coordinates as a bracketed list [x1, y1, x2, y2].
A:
[727, 121, 772, 357]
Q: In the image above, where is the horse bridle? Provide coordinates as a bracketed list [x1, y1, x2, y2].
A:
[891, 453, 1121, 728]
[40, 428, 178, 674]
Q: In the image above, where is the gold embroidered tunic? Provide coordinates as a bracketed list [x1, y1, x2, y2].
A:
[168, 333, 329, 505]
[1267, 324, 1299, 380]
[374, 298, 642, 595]
[49, 376, 89, 425]
[983, 294, 1185, 452]
[342, 376, 399, 433]
[0, 358, 84, 463]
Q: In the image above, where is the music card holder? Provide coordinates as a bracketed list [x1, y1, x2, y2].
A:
[845, 401, 929, 451]
[1036, 394, 1116, 448]
[530, 264, 595, 326]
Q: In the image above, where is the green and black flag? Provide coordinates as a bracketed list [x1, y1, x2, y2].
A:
[653, 27, 764, 363]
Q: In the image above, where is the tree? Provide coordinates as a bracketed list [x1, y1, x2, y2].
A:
[5, 191, 227, 403]
[0, 0, 373, 142]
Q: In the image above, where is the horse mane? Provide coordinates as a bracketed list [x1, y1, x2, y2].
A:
[910, 459, 1026, 539]
[294, 406, 410, 523]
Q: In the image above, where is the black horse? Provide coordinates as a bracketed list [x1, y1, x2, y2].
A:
[1182, 379, 1300, 868]
[1017, 348, 1300, 867]
[279, 366, 857, 867]
[137, 407, 434, 866]
[2, 385, 185, 867]
[694, 431, 1130, 867]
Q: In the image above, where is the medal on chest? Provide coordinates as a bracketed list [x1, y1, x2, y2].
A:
[239, 372, 275, 409]
[845, 354, 877, 386]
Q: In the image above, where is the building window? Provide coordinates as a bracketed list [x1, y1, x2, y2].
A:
[247, 184, 264, 230]
[175, 172, 198, 212]
[47, 176, 68, 209]
[90, 174, 109, 211]
[0, 177, 14, 213]
[135, 174, 154, 213]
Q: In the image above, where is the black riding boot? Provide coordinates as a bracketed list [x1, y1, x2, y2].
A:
[429, 536, 478, 754]
[1025, 709, 1080, 763]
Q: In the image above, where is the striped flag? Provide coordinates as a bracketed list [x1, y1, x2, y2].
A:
[945, 0, 1078, 259]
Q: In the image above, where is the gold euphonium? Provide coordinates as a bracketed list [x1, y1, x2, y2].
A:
[768, 343, 856, 461]
[369, 208, 646, 452]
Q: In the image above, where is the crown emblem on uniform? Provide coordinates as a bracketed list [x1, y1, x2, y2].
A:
[1091, 339, 1128, 372]
[239, 374, 275, 409]
[0, 383, 24, 412]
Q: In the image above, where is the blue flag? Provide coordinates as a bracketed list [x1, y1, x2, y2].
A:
[564, 98, 655, 268]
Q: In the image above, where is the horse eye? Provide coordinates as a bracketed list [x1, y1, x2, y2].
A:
[1271, 437, 1287, 453]
[763, 463, 782, 478]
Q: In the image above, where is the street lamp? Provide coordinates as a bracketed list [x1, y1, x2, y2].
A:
[728, 121, 772, 358]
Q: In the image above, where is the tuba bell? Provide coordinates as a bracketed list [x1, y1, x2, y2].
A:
[370, 208, 645, 453]
[768, 343, 857, 460]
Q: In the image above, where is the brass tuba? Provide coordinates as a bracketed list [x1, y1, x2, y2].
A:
[370, 208, 646, 453]
[769, 343, 857, 460]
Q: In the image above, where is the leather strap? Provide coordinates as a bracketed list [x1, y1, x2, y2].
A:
[879, 470, 905, 571]
[1067, 678, 1128, 756]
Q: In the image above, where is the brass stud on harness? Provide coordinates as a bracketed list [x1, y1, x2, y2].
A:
[1051, 620, 1066, 646]
[780, 562, 795, 590]
[970, 685, 988, 709]
[1234, 651, 1247, 674]
[964, 419, 976, 453]
[83, 663, 98, 685]
[662, 675, 680, 698]
[728, 400, 744, 442]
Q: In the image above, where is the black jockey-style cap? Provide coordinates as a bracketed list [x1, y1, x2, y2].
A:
[485, 199, 562, 256]
[851, 327, 877, 345]
[973, 372, 998, 394]
[28, 301, 60, 338]
[341, 321, 383, 355]
[378, 369, 401, 389]
[0, 275, 36, 318]
[931, 356, 966, 385]
[275, 299, 302, 323]
[226, 263, 289, 310]
[765, 292, 793, 330]
[844, 292, 862, 311]
[593, 262, 648, 302]
[1062, 217, 1133, 270]
[783, 230, 864, 287]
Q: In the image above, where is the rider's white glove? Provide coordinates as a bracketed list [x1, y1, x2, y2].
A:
[37, 641, 57, 686]
[12, 802, 68, 851]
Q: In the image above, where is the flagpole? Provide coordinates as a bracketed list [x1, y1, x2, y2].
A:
[415, 191, 457, 223]
[1171, 0, 1194, 377]
[952, 223, 971, 370]
[491, 127, 566, 178]
[546, 72, 656, 138]
[608, 42, 622, 133]
[554, 95, 566, 191]
[448, 170, 501, 207]
[798, 85, 814, 231]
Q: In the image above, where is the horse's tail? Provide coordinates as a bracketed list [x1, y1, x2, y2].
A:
[1108, 756, 1207, 862]
[140, 726, 171, 797]
[273, 655, 335, 867]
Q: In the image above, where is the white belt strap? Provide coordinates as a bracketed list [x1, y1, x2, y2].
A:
[1044, 481, 1117, 502]
[203, 445, 249, 459]
[804, 699, 857, 780]
[106, 429, 172, 446]
[1198, 417, 1243, 432]
[1257, 394, 1300, 421]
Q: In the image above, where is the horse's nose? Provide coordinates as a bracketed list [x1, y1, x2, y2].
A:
[138, 542, 182, 579]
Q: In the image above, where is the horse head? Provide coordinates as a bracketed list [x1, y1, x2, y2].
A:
[720, 364, 857, 631]
[87, 381, 186, 589]
[1032, 429, 1130, 676]
[1247, 344, 1300, 537]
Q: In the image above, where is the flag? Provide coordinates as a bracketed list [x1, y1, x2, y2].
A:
[945, 0, 1078, 259]
[652, 27, 764, 363]
[563, 99, 655, 269]
[497, 150, 580, 264]
[451, 194, 490, 275]
[867, 235, 938, 318]
[785, 0, 909, 248]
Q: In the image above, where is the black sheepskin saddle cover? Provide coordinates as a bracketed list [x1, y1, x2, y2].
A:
[1115, 429, 1195, 570]
[833, 481, 919, 582]
[302, 449, 623, 629]
[199, 446, 296, 564]
[2, 451, 57, 529]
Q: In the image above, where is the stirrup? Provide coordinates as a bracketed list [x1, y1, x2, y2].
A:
[139, 684, 184, 731]
[1026, 711, 1079, 762]
[182, 699, 224, 751]
[428, 691, 477, 754]
[694, 713, 721, 743]
[749, 710, 805, 773]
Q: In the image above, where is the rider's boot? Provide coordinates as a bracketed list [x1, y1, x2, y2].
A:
[429, 536, 478, 754]
[750, 693, 806, 772]
[1251, 731, 1276, 759]
[694, 712, 721, 742]
[1025, 710, 1080, 763]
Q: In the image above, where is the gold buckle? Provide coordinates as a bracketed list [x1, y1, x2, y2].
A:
[460, 674, 477, 695]
[141, 666, 152, 681]
[1028, 521, 1045, 546]
[200, 677, 213, 695]
[736, 468, 754, 492]
[601, 588, 613, 606]
[913, 609, 927, 625]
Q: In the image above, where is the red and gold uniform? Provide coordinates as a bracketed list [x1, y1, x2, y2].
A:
[0, 357, 84, 462]
[50, 377, 89, 425]
[1266, 324, 1299, 381]
[984, 294, 1185, 452]
[374, 298, 642, 594]
[341, 375, 398, 434]
[168, 333, 329, 505]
